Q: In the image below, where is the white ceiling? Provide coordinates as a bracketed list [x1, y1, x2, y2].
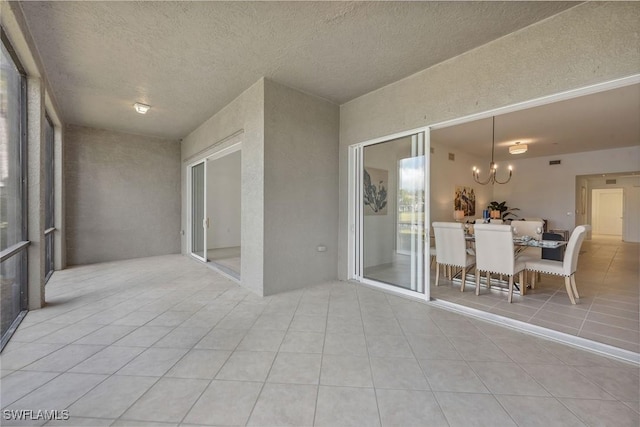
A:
[19, 1, 578, 139]
[431, 84, 640, 161]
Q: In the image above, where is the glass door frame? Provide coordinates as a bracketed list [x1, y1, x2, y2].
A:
[348, 126, 431, 301]
[187, 142, 243, 264]
[188, 159, 208, 262]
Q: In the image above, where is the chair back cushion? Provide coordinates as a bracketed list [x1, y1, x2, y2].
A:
[564, 225, 590, 275]
[432, 222, 467, 267]
[474, 224, 515, 275]
[513, 220, 544, 240]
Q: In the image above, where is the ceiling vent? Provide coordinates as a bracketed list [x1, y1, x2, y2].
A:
[549, 160, 561, 165]
[606, 179, 617, 185]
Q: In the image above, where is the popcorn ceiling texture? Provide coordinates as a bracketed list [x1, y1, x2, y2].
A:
[19, 1, 576, 139]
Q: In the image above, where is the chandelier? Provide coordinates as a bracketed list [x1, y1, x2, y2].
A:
[472, 116, 512, 185]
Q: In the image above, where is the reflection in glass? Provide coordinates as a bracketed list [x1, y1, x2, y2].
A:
[1, 252, 27, 347]
[1, 40, 25, 252]
[363, 133, 425, 292]
[191, 162, 206, 259]
[1, 38, 28, 347]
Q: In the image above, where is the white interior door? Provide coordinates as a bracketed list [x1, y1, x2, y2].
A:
[623, 186, 640, 242]
[592, 188, 623, 236]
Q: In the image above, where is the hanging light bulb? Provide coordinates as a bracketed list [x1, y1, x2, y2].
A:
[472, 116, 513, 185]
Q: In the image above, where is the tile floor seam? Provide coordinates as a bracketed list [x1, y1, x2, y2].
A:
[68, 356, 165, 421]
[44, 371, 115, 420]
[577, 330, 639, 348]
[577, 286, 602, 339]
[386, 293, 454, 427]
[466, 359, 553, 401]
[0, 370, 65, 410]
[357, 287, 384, 427]
[176, 378, 215, 425]
[5, 255, 637, 426]
[165, 322, 234, 424]
[492, 390, 525, 427]
[555, 396, 609, 426]
[386, 292, 434, 386]
[431, 391, 455, 427]
[243, 288, 302, 426]
[113, 366, 206, 423]
[111, 290, 242, 424]
[524, 363, 623, 402]
[311, 287, 332, 427]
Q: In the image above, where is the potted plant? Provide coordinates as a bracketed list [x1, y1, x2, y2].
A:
[487, 201, 519, 221]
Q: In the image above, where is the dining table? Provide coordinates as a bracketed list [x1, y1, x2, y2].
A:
[457, 235, 568, 294]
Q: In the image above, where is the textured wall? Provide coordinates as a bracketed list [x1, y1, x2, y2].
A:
[180, 78, 339, 296]
[181, 79, 264, 295]
[263, 79, 340, 295]
[338, 2, 640, 279]
[492, 146, 640, 232]
[65, 125, 181, 265]
[430, 142, 493, 225]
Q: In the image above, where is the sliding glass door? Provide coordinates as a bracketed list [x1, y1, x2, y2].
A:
[351, 129, 429, 297]
[191, 161, 207, 261]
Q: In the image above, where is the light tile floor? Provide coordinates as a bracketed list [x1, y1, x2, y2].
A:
[431, 235, 639, 353]
[207, 247, 241, 277]
[1, 254, 638, 426]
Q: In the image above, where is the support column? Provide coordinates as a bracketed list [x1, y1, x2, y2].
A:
[27, 77, 45, 309]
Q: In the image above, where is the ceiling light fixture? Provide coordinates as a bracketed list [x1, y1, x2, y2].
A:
[472, 116, 513, 185]
[509, 141, 528, 155]
[134, 102, 151, 114]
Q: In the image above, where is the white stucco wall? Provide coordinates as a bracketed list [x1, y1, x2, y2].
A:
[493, 146, 640, 232]
[65, 125, 181, 265]
[181, 79, 265, 295]
[430, 142, 493, 225]
[181, 78, 339, 296]
[263, 79, 340, 295]
[338, 2, 640, 279]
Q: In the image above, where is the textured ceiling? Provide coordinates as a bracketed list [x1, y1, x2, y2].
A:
[431, 84, 640, 161]
[19, 1, 578, 139]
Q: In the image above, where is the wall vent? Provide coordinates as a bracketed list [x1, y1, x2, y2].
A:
[448, 153, 455, 161]
[430, 147, 434, 154]
[606, 179, 617, 185]
[549, 160, 561, 165]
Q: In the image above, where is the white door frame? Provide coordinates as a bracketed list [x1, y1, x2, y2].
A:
[348, 74, 640, 303]
[187, 142, 242, 263]
[188, 159, 208, 262]
[348, 126, 431, 301]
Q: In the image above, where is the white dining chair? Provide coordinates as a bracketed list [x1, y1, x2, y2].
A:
[430, 246, 437, 268]
[512, 220, 544, 241]
[512, 220, 545, 283]
[525, 225, 590, 304]
[433, 222, 475, 291]
[474, 224, 526, 303]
